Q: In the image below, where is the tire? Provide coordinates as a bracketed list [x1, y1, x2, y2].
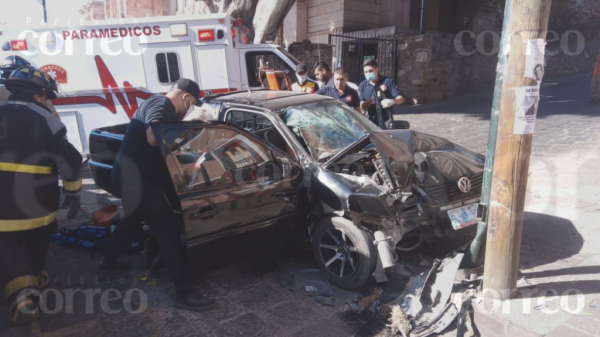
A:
[312, 217, 377, 290]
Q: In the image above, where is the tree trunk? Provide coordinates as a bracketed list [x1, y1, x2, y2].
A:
[252, 0, 295, 44]
[176, 0, 296, 44]
[227, 0, 260, 41]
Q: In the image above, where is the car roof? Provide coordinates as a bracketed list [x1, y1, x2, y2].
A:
[204, 90, 334, 111]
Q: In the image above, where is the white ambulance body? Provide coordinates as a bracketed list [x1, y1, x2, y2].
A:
[0, 13, 301, 153]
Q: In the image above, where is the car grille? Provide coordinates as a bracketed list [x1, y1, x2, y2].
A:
[423, 172, 483, 201]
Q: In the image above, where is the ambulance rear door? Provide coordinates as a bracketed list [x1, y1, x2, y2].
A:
[195, 44, 232, 95]
[140, 42, 196, 93]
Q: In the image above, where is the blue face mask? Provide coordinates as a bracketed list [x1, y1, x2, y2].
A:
[366, 72, 376, 82]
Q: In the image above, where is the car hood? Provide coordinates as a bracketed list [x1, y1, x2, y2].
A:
[369, 130, 485, 193]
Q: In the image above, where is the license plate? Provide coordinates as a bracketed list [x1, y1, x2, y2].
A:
[447, 203, 478, 230]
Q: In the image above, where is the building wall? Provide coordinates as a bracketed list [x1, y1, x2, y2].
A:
[307, 0, 344, 44]
[283, 0, 309, 47]
[306, 0, 412, 44]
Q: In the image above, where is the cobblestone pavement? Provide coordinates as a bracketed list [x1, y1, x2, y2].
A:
[1, 74, 598, 337]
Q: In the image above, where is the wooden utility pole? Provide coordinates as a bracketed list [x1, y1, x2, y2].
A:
[483, 0, 552, 301]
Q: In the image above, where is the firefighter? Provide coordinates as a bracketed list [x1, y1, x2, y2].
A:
[0, 66, 82, 326]
[0, 56, 60, 120]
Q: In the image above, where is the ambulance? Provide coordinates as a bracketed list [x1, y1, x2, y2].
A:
[0, 13, 302, 153]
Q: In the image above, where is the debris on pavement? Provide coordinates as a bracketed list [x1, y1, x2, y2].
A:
[516, 276, 535, 288]
[377, 252, 477, 336]
[357, 288, 383, 313]
[411, 302, 459, 337]
[384, 258, 442, 316]
[344, 300, 360, 312]
[315, 295, 335, 306]
[305, 285, 318, 292]
[388, 305, 411, 337]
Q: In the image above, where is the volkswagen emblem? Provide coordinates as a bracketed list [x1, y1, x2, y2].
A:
[458, 177, 471, 193]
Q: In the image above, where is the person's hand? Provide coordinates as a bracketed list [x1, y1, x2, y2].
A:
[360, 99, 373, 110]
[381, 99, 395, 108]
[61, 195, 81, 220]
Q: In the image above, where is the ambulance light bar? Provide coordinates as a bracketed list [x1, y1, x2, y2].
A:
[170, 23, 188, 37]
[10, 40, 28, 51]
[198, 29, 215, 42]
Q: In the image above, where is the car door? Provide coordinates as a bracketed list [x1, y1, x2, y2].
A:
[151, 121, 303, 249]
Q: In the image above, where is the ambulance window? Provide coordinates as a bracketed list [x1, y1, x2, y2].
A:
[156, 52, 181, 84]
[244, 51, 294, 88]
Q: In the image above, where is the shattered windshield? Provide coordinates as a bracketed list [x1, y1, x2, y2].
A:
[281, 100, 379, 162]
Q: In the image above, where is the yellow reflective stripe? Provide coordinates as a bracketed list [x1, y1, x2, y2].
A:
[0, 162, 52, 174]
[0, 212, 56, 232]
[3, 275, 38, 299]
[62, 179, 82, 191]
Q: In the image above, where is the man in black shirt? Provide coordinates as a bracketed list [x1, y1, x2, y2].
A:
[99, 78, 216, 311]
[316, 67, 361, 113]
[358, 58, 404, 128]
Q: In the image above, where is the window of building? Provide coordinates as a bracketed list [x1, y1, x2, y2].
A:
[156, 52, 181, 84]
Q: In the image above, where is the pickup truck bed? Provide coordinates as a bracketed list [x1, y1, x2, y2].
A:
[89, 124, 128, 196]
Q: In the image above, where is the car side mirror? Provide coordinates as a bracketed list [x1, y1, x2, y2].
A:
[386, 120, 410, 130]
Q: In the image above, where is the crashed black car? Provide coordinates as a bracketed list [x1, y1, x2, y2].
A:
[89, 91, 484, 289]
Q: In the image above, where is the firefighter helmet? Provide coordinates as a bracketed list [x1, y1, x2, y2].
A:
[0, 66, 57, 99]
[0, 55, 30, 79]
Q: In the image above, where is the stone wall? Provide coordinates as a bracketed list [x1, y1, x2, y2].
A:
[287, 40, 334, 71]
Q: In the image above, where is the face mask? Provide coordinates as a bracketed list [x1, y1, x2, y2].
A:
[366, 72, 377, 82]
[297, 75, 307, 83]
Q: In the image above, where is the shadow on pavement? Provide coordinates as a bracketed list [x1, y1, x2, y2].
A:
[520, 211, 584, 269]
[395, 74, 598, 120]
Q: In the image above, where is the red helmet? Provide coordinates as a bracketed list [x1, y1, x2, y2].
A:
[0, 65, 57, 99]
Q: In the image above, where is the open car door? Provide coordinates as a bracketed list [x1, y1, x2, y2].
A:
[151, 121, 303, 272]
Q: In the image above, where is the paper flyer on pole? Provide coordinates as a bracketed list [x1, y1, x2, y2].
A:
[513, 86, 539, 135]
[524, 39, 546, 84]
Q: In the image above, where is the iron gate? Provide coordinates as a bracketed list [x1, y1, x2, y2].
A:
[328, 32, 398, 85]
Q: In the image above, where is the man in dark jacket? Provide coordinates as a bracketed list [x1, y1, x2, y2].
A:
[358, 58, 404, 128]
[98, 78, 216, 312]
[0, 66, 82, 326]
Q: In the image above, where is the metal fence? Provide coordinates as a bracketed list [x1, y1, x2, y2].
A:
[328, 32, 399, 85]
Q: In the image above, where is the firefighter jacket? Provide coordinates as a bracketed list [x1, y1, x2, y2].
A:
[0, 98, 82, 232]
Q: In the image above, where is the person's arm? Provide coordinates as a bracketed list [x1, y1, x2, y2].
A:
[388, 79, 404, 105]
[145, 103, 175, 146]
[47, 128, 83, 219]
[358, 83, 372, 112]
[146, 126, 158, 146]
[351, 91, 361, 113]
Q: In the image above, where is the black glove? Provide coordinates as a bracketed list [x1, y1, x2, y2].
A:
[61, 195, 81, 220]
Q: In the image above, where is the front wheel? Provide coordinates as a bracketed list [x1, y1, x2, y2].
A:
[312, 217, 377, 289]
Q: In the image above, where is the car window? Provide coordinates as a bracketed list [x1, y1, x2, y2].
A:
[225, 110, 293, 157]
[164, 127, 279, 191]
[281, 100, 379, 162]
